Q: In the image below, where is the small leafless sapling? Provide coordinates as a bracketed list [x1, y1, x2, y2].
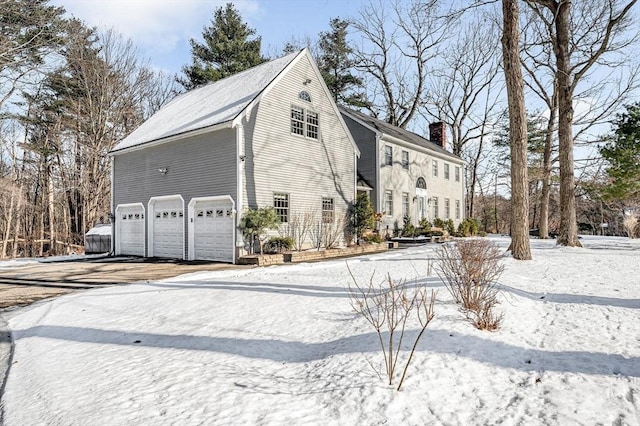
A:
[347, 263, 435, 391]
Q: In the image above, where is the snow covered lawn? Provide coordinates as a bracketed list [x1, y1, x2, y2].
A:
[3, 236, 639, 425]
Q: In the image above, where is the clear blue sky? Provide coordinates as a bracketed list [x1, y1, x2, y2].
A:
[53, 0, 364, 75]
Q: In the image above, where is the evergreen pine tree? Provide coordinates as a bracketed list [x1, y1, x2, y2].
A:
[600, 103, 640, 203]
[317, 18, 369, 109]
[177, 3, 266, 91]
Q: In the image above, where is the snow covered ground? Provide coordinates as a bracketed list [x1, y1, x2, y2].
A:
[2, 236, 639, 425]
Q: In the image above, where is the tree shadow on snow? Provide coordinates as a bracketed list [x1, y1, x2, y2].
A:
[15, 325, 640, 378]
[497, 283, 640, 309]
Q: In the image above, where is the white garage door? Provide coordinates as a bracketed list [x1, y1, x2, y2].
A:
[192, 198, 234, 262]
[115, 204, 145, 256]
[150, 197, 184, 259]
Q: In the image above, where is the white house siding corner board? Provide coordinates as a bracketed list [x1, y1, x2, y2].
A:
[115, 203, 145, 256]
[188, 196, 235, 263]
[148, 195, 185, 259]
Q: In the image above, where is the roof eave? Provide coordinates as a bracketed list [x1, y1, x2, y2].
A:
[109, 120, 234, 156]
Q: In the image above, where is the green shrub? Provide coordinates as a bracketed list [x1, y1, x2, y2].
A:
[362, 233, 383, 243]
[458, 217, 481, 237]
[419, 218, 432, 232]
[401, 216, 416, 237]
[433, 217, 446, 229]
[445, 219, 455, 235]
[264, 236, 294, 254]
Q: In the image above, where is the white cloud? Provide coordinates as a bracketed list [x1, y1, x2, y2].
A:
[55, 0, 262, 53]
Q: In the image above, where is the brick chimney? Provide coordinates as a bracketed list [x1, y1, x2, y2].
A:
[429, 122, 447, 150]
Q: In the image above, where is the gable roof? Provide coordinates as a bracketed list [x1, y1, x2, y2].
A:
[111, 50, 302, 153]
[339, 106, 462, 162]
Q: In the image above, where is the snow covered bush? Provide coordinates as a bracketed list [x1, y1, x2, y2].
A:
[436, 239, 505, 331]
[347, 265, 435, 391]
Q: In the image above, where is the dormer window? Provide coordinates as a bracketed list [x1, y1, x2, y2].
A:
[299, 91, 311, 102]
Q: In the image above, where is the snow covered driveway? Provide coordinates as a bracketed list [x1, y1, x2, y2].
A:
[2, 236, 639, 425]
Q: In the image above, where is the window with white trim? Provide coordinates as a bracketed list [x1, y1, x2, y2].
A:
[455, 200, 461, 220]
[274, 193, 289, 223]
[299, 91, 311, 102]
[402, 150, 409, 169]
[402, 192, 409, 218]
[306, 111, 318, 139]
[445, 198, 450, 219]
[384, 190, 393, 216]
[432, 160, 438, 177]
[455, 166, 461, 182]
[444, 163, 450, 180]
[384, 145, 393, 166]
[432, 196, 439, 218]
[291, 105, 318, 139]
[291, 106, 304, 136]
[322, 197, 334, 223]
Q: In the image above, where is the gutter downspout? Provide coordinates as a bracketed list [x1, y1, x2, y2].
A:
[110, 155, 115, 255]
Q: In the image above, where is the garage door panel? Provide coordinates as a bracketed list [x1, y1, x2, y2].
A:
[150, 198, 184, 259]
[192, 199, 234, 262]
[116, 205, 145, 256]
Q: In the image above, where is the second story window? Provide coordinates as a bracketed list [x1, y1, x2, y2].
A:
[384, 145, 393, 166]
[444, 163, 450, 180]
[402, 150, 409, 169]
[291, 106, 304, 136]
[291, 105, 318, 139]
[455, 166, 461, 182]
[432, 160, 438, 177]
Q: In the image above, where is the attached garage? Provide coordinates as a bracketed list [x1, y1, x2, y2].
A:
[189, 196, 235, 263]
[115, 203, 145, 256]
[148, 195, 185, 259]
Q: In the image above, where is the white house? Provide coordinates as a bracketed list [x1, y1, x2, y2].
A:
[110, 49, 359, 263]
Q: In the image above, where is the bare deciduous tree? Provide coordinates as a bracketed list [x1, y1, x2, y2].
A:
[502, 0, 532, 259]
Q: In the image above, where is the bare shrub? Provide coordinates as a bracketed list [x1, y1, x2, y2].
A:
[347, 264, 435, 391]
[436, 239, 504, 330]
[280, 211, 314, 251]
[623, 214, 639, 239]
[322, 216, 345, 249]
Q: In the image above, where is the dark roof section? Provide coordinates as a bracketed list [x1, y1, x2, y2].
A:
[339, 106, 462, 162]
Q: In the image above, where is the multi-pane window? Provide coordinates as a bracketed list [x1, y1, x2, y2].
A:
[402, 150, 409, 169]
[402, 192, 409, 218]
[455, 200, 461, 220]
[444, 163, 450, 180]
[322, 197, 334, 223]
[384, 145, 393, 166]
[306, 111, 319, 139]
[455, 166, 461, 182]
[291, 106, 304, 135]
[291, 106, 318, 139]
[432, 160, 438, 177]
[432, 196, 439, 218]
[299, 91, 311, 102]
[384, 190, 393, 216]
[273, 193, 289, 223]
[445, 198, 450, 219]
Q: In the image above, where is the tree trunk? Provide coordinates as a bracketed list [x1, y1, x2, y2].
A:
[554, 1, 581, 247]
[538, 89, 557, 239]
[502, 0, 532, 260]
